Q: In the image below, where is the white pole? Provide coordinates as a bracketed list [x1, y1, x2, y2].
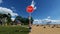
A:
[29, 13, 31, 27]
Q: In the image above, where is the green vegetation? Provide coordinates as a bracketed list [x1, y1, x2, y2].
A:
[0, 26, 29, 34]
[0, 13, 33, 34]
[0, 13, 34, 25]
[15, 16, 34, 25]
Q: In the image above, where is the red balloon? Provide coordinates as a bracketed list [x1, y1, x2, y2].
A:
[26, 6, 34, 13]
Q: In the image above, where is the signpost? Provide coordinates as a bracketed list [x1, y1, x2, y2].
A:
[26, 6, 34, 31]
[26, 0, 36, 32]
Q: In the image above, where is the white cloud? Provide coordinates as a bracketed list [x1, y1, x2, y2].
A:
[11, 7, 16, 11]
[11, 7, 18, 16]
[47, 16, 51, 19]
[11, 13, 18, 16]
[0, 7, 18, 21]
[11, 18, 15, 21]
[0, 7, 18, 16]
[11, 7, 15, 9]
[33, 16, 60, 24]
[0, 0, 3, 4]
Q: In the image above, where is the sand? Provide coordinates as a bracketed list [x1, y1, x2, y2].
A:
[29, 25, 60, 34]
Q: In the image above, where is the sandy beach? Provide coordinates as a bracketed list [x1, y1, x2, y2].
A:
[29, 25, 60, 34]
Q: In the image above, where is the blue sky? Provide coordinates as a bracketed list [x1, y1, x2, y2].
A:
[0, 0, 60, 20]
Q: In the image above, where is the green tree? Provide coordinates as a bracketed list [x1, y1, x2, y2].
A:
[2, 14, 8, 25]
[30, 17, 34, 24]
[0, 14, 3, 18]
[7, 13, 11, 25]
[25, 17, 34, 25]
[15, 16, 34, 25]
[15, 16, 23, 24]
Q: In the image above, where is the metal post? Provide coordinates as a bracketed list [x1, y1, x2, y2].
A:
[29, 13, 31, 27]
[29, 13, 32, 32]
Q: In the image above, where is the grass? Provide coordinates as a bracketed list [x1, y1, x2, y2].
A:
[0, 26, 29, 34]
